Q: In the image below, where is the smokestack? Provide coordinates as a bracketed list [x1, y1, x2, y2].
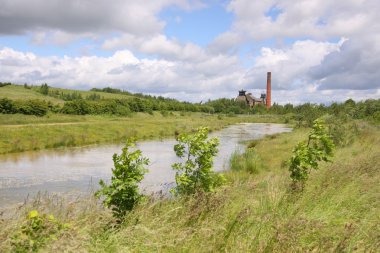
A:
[266, 72, 271, 108]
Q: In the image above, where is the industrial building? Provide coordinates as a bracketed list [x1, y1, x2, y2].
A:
[236, 72, 272, 108]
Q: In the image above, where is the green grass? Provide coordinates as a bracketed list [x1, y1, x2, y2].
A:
[0, 84, 140, 104]
[46, 86, 135, 100]
[1, 121, 378, 252]
[0, 112, 284, 154]
[0, 85, 64, 104]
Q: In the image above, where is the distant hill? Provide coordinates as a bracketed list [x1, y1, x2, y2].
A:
[0, 83, 136, 104]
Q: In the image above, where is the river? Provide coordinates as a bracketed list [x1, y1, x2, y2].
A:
[0, 123, 292, 209]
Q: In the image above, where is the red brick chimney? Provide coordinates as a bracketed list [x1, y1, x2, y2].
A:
[266, 72, 271, 108]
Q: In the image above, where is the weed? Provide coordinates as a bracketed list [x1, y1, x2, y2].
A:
[11, 210, 69, 252]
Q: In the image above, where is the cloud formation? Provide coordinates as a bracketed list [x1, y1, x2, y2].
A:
[0, 0, 379, 103]
[209, 0, 380, 95]
[0, 0, 197, 35]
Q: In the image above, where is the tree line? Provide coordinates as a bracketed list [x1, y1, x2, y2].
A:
[0, 84, 379, 120]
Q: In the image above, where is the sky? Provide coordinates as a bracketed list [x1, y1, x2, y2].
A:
[0, 0, 379, 104]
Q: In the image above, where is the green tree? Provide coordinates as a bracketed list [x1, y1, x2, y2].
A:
[171, 127, 225, 195]
[288, 119, 334, 189]
[39, 83, 49, 95]
[96, 140, 149, 219]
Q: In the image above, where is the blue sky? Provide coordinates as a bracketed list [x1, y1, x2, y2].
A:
[0, 0, 379, 103]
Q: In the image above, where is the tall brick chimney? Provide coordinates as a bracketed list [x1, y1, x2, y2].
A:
[266, 72, 271, 108]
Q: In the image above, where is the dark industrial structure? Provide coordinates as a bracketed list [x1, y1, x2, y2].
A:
[236, 72, 272, 108]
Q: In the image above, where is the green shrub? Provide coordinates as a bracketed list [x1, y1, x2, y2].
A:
[171, 127, 225, 195]
[0, 98, 15, 114]
[0, 98, 49, 116]
[60, 100, 90, 115]
[15, 99, 49, 116]
[288, 119, 334, 189]
[11, 210, 69, 252]
[96, 140, 149, 219]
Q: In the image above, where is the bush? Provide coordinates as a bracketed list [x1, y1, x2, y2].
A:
[0, 98, 49, 116]
[0, 98, 15, 113]
[171, 127, 225, 195]
[15, 99, 49, 116]
[288, 119, 334, 189]
[60, 100, 90, 115]
[96, 140, 149, 219]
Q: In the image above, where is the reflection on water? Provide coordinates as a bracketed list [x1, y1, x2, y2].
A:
[0, 123, 291, 209]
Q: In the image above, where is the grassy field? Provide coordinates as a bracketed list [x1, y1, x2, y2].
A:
[0, 112, 284, 154]
[0, 84, 134, 103]
[47, 86, 135, 100]
[0, 85, 64, 104]
[1, 121, 378, 252]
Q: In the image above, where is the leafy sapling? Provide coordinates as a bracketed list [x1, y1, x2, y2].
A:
[288, 119, 334, 189]
[171, 127, 225, 195]
[96, 139, 149, 219]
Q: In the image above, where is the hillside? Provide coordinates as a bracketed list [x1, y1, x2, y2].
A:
[0, 84, 64, 104]
[0, 84, 136, 104]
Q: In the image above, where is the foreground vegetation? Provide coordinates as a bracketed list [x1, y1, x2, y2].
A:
[1, 119, 378, 252]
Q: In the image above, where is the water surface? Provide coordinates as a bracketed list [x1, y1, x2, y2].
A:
[0, 123, 291, 209]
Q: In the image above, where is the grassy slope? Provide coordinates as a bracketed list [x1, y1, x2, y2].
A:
[47, 86, 135, 100]
[0, 84, 135, 103]
[1, 123, 378, 252]
[0, 85, 64, 104]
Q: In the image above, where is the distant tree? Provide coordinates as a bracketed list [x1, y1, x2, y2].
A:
[39, 83, 49, 95]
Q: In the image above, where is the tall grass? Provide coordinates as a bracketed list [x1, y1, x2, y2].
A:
[1, 122, 378, 252]
[229, 148, 263, 174]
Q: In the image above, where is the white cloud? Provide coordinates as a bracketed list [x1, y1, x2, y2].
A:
[223, 0, 378, 41]
[0, 0, 379, 104]
[0, 47, 243, 100]
[0, 0, 207, 48]
[242, 39, 344, 90]
[2, 44, 378, 104]
[209, 0, 380, 97]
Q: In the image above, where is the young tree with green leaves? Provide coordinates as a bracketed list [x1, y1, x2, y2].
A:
[288, 119, 334, 189]
[96, 139, 149, 219]
[171, 127, 225, 195]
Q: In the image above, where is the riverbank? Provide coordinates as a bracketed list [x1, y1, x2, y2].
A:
[0, 112, 284, 154]
[1, 121, 378, 252]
